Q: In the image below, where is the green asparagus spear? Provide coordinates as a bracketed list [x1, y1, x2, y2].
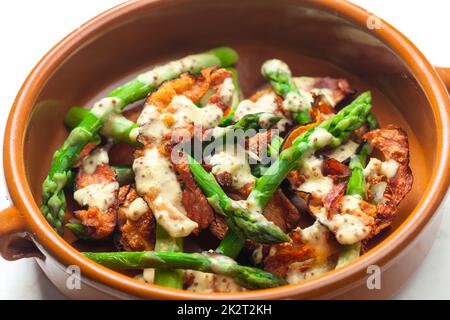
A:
[207, 112, 282, 149]
[41, 47, 239, 234]
[65, 107, 140, 147]
[215, 229, 246, 259]
[338, 124, 377, 267]
[346, 143, 372, 198]
[64, 106, 90, 128]
[66, 222, 91, 241]
[83, 251, 286, 289]
[219, 68, 240, 126]
[336, 242, 362, 268]
[261, 59, 313, 125]
[187, 154, 290, 244]
[153, 226, 184, 289]
[247, 91, 372, 212]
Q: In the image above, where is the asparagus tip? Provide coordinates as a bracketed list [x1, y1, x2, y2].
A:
[210, 47, 239, 67]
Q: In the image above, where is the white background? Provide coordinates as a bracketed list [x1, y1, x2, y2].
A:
[0, 0, 449, 299]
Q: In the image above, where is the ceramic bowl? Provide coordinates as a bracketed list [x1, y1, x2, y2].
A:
[1, 0, 449, 299]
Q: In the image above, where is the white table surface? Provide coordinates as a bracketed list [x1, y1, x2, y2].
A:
[0, 0, 449, 300]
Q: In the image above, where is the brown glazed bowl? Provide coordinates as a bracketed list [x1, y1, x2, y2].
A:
[1, 0, 450, 299]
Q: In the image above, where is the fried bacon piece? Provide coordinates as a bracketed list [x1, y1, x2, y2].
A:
[263, 190, 301, 232]
[281, 119, 321, 151]
[322, 182, 347, 218]
[116, 185, 155, 251]
[264, 231, 314, 277]
[263, 223, 339, 279]
[159, 129, 215, 233]
[322, 158, 352, 181]
[321, 158, 352, 217]
[159, 130, 215, 234]
[364, 126, 413, 234]
[146, 67, 233, 111]
[295, 76, 353, 107]
[172, 154, 215, 233]
[74, 163, 118, 239]
[209, 189, 300, 239]
[247, 130, 272, 163]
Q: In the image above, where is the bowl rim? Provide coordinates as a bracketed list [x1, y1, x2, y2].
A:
[4, 0, 450, 299]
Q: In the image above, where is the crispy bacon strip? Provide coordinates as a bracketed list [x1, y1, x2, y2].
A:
[295, 76, 353, 107]
[263, 190, 301, 232]
[322, 158, 352, 181]
[172, 154, 215, 233]
[74, 163, 118, 239]
[116, 185, 155, 251]
[364, 126, 413, 234]
[322, 182, 347, 218]
[264, 231, 314, 277]
[147, 67, 232, 111]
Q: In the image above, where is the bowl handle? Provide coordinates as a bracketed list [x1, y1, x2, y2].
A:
[0, 206, 43, 261]
[436, 66, 450, 91]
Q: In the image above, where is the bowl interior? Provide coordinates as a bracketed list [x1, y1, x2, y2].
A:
[23, 0, 433, 286]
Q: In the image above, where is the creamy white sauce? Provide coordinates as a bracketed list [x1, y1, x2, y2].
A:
[153, 194, 198, 238]
[286, 259, 334, 284]
[124, 197, 149, 221]
[209, 147, 255, 189]
[217, 77, 234, 105]
[232, 93, 290, 131]
[281, 91, 313, 113]
[133, 148, 183, 210]
[340, 195, 363, 213]
[331, 214, 371, 244]
[293, 77, 336, 107]
[90, 97, 119, 120]
[233, 94, 278, 121]
[142, 268, 155, 283]
[284, 221, 336, 284]
[299, 221, 333, 258]
[327, 140, 359, 162]
[370, 181, 388, 204]
[82, 148, 109, 175]
[309, 128, 334, 148]
[183, 270, 243, 293]
[261, 59, 291, 77]
[297, 155, 334, 198]
[129, 127, 140, 142]
[74, 182, 119, 213]
[136, 54, 207, 86]
[137, 95, 223, 143]
[364, 158, 399, 179]
[363, 158, 382, 178]
[252, 245, 264, 265]
[133, 148, 197, 237]
[381, 159, 400, 178]
[315, 205, 371, 245]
